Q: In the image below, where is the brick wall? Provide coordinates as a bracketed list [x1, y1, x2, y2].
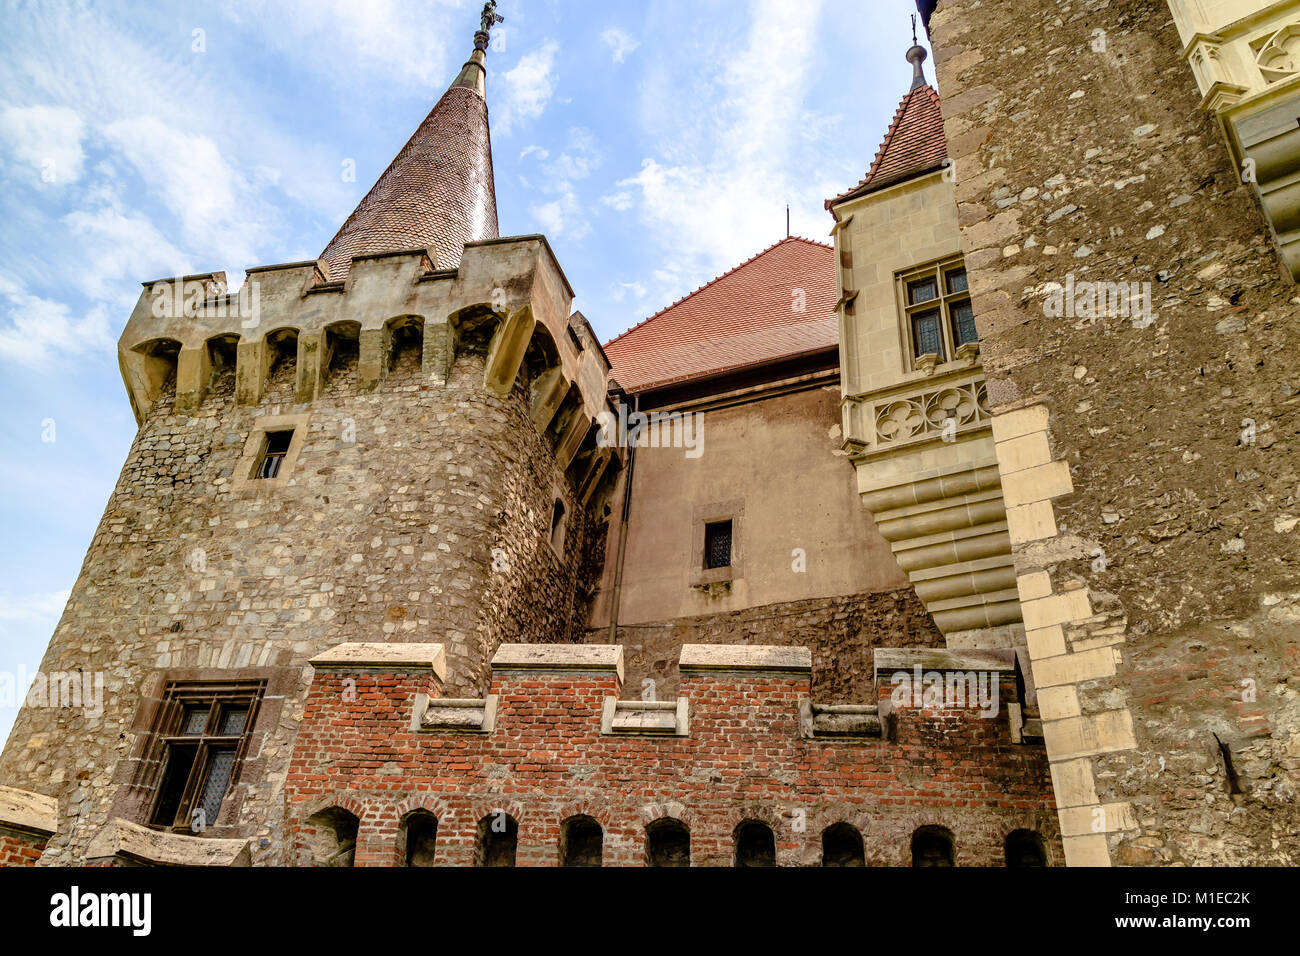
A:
[0, 826, 49, 867]
[285, 644, 1059, 866]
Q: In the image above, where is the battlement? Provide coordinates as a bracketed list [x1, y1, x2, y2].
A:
[117, 236, 612, 469]
[283, 641, 1059, 866]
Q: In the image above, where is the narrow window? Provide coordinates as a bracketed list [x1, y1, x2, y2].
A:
[476, 811, 518, 867]
[950, 299, 978, 347]
[911, 310, 944, 359]
[148, 682, 264, 832]
[704, 519, 733, 570]
[560, 815, 603, 867]
[734, 820, 776, 867]
[907, 276, 939, 305]
[401, 810, 438, 867]
[1004, 829, 1047, 867]
[255, 430, 293, 479]
[646, 818, 690, 867]
[550, 498, 567, 553]
[911, 825, 955, 867]
[821, 822, 865, 867]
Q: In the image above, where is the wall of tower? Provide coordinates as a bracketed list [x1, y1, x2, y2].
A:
[0, 240, 617, 865]
[928, 0, 1300, 865]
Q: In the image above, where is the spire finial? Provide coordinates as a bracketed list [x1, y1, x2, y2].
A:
[906, 16, 928, 91]
[476, 1, 504, 52]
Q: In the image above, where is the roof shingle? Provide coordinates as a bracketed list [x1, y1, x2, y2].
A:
[603, 237, 838, 393]
[320, 62, 499, 280]
[826, 84, 946, 209]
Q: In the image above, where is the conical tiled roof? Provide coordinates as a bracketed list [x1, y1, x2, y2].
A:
[320, 44, 499, 280]
[604, 237, 838, 393]
[825, 82, 946, 209]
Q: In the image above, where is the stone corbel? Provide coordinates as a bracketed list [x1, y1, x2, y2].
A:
[484, 306, 535, 397]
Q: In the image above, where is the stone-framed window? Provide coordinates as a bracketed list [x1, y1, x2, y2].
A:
[231, 412, 310, 490]
[689, 500, 743, 588]
[897, 256, 978, 373]
[112, 666, 292, 837]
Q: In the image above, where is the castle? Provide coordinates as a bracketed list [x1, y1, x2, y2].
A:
[0, 0, 1295, 868]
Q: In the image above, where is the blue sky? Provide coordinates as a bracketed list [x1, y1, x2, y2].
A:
[0, 0, 932, 742]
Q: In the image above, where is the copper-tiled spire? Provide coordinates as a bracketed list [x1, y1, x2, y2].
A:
[320, 11, 501, 280]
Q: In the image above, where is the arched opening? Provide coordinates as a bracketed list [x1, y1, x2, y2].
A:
[911, 825, 955, 867]
[132, 338, 182, 414]
[386, 316, 424, 386]
[475, 810, 518, 867]
[1004, 829, 1047, 867]
[733, 820, 776, 867]
[323, 320, 360, 393]
[264, 328, 299, 401]
[821, 822, 865, 867]
[301, 806, 359, 867]
[550, 498, 568, 554]
[399, 809, 438, 867]
[645, 818, 690, 867]
[559, 815, 603, 867]
[205, 334, 239, 400]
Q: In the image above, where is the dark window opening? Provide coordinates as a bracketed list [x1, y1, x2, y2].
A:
[822, 822, 865, 867]
[911, 825, 955, 867]
[255, 430, 293, 479]
[945, 267, 968, 295]
[704, 520, 733, 570]
[646, 818, 691, 867]
[148, 682, 263, 832]
[734, 820, 776, 867]
[912, 311, 944, 359]
[550, 498, 567, 552]
[560, 815, 603, 867]
[1004, 829, 1047, 867]
[951, 300, 978, 347]
[907, 276, 939, 305]
[303, 806, 359, 867]
[401, 811, 438, 867]
[476, 812, 518, 867]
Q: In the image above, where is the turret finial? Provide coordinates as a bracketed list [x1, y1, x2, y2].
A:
[906, 15, 928, 91]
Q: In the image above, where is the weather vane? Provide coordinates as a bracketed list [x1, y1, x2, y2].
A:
[481, 1, 505, 34]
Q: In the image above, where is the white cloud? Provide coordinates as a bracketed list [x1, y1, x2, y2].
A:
[61, 204, 190, 302]
[0, 275, 115, 369]
[0, 590, 71, 624]
[531, 191, 589, 241]
[0, 105, 86, 185]
[608, 279, 647, 303]
[616, 0, 839, 303]
[601, 27, 640, 64]
[221, 0, 466, 91]
[496, 40, 559, 135]
[520, 145, 549, 161]
[100, 116, 275, 271]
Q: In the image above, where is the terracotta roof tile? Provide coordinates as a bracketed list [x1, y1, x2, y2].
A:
[826, 84, 946, 209]
[321, 83, 498, 280]
[603, 237, 837, 393]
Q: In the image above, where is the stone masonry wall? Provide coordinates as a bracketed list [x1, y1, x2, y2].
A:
[284, 650, 1060, 866]
[602, 585, 943, 703]
[929, 0, 1300, 864]
[0, 334, 598, 866]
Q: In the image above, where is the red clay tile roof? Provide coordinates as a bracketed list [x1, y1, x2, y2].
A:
[826, 84, 946, 209]
[320, 81, 499, 280]
[603, 237, 838, 393]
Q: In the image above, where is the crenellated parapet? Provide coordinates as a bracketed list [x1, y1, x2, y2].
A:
[117, 236, 614, 473]
[283, 641, 1058, 866]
